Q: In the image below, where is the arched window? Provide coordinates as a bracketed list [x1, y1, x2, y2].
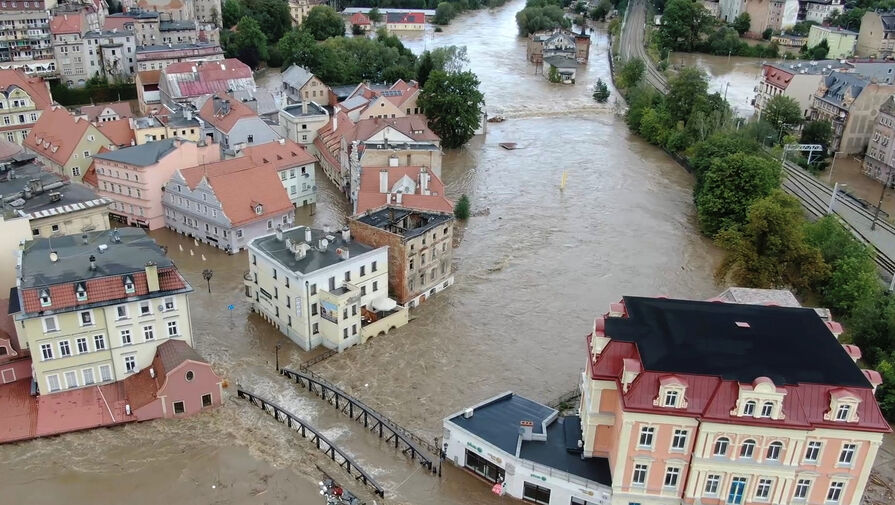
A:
[761, 402, 774, 418]
[743, 400, 756, 416]
[767, 441, 783, 461]
[713, 437, 730, 456]
[740, 439, 756, 459]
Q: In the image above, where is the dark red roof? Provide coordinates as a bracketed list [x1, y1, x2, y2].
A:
[763, 65, 793, 90]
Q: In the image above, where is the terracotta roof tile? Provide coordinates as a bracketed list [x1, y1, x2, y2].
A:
[353, 115, 438, 143]
[23, 107, 110, 167]
[155, 339, 205, 377]
[0, 69, 52, 110]
[350, 12, 371, 25]
[79, 102, 133, 122]
[20, 267, 186, 314]
[355, 166, 452, 215]
[50, 14, 85, 35]
[241, 139, 316, 169]
[95, 118, 135, 147]
[122, 365, 159, 410]
[179, 157, 294, 226]
[137, 70, 161, 86]
[198, 93, 257, 134]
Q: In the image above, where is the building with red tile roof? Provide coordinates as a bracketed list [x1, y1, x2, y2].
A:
[22, 106, 113, 183]
[198, 93, 280, 154]
[50, 13, 86, 34]
[385, 11, 425, 30]
[0, 68, 54, 145]
[159, 58, 254, 109]
[163, 152, 296, 252]
[242, 139, 318, 208]
[350, 12, 372, 28]
[577, 293, 890, 505]
[9, 227, 200, 401]
[95, 118, 136, 147]
[354, 166, 452, 215]
[342, 79, 422, 121]
[76, 102, 133, 123]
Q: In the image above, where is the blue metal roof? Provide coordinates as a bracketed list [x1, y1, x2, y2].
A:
[448, 392, 554, 454]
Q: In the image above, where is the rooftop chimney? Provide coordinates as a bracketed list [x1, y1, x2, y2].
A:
[339, 248, 350, 260]
[395, 192, 403, 205]
[341, 226, 350, 243]
[89, 254, 96, 271]
[304, 227, 312, 243]
[275, 226, 284, 241]
[294, 243, 307, 260]
[519, 420, 534, 441]
[111, 229, 121, 244]
[379, 169, 388, 193]
[318, 238, 328, 252]
[82, 233, 89, 244]
[145, 261, 159, 292]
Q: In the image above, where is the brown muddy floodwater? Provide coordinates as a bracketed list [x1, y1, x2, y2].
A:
[0, 2, 723, 504]
[671, 52, 764, 118]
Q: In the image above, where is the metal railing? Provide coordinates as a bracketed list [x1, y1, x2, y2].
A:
[236, 388, 385, 497]
[281, 367, 439, 473]
[546, 387, 582, 410]
[298, 349, 337, 371]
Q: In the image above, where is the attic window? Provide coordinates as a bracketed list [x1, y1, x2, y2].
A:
[39, 289, 51, 307]
[123, 275, 135, 294]
[75, 282, 87, 302]
[735, 321, 750, 328]
[255, 204, 263, 215]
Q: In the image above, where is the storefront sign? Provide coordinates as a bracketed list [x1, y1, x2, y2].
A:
[578, 488, 594, 496]
[467, 441, 483, 453]
[487, 453, 502, 464]
[530, 473, 547, 482]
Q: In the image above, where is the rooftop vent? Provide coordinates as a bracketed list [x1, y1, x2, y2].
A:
[89, 254, 96, 271]
[463, 408, 473, 419]
[49, 250, 58, 262]
[735, 321, 751, 328]
[48, 191, 62, 202]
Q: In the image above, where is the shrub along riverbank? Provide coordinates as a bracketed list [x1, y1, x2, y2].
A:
[617, 60, 895, 419]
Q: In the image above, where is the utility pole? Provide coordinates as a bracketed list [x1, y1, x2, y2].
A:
[828, 182, 847, 214]
[870, 172, 892, 231]
[827, 152, 841, 183]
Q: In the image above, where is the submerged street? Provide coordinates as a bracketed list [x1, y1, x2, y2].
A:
[0, 2, 728, 503]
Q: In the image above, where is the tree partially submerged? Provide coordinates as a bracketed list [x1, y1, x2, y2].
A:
[418, 70, 485, 149]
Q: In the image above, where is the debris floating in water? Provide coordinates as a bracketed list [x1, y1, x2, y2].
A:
[499, 142, 518, 150]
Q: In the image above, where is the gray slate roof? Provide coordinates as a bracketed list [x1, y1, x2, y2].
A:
[160, 20, 196, 31]
[543, 55, 577, 68]
[354, 206, 452, 239]
[1, 161, 110, 219]
[881, 95, 895, 116]
[282, 65, 314, 89]
[819, 71, 870, 108]
[19, 227, 174, 289]
[93, 138, 179, 166]
[251, 226, 378, 275]
[282, 101, 328, 118]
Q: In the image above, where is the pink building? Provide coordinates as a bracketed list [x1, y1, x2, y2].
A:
[92, 138, 220, 229]
[580, 292, 890, 505]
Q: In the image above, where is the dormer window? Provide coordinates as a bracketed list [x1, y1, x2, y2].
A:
[654, 375, 688, 409]
[743, 400, 756, 416]
[123, 275, 135, 294]
[835, 404, 851, 421]
[664, 390, 679, 407]
[75, 282, 87, 302]
[760, 402, 774, 418]
[39, 289, 51, 307]
[255, 204, 263, 215]
[825, 388, 861, 423]
[733, 377, 787, 420]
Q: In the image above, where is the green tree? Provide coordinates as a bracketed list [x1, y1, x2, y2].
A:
[278, 29, 319, 69]
[695, 152, 782, 235]
[434, 2, 456, 24]
[624, 84, 660, 131]
[368, 7, 383, 23]
[222, 0, 243, 28]
[242, 0, 292, 41]
[418, 70, 485, 149]
[791, 20, 817, 36]
[590, 0, 610, 21]
[593, 78, 610, 102]
[638, 107, 672, 145]
[617, 58, 645, 89]
[548, 65, 561, 83]
[302, 5, 345, 40]
[574, 1, 588, 13]
[429, 45, 469, 73]
[666, 66, 709, 123]
[417, 51, 435, 87]
[515, 4, 570, 36]
[732, 12, 750, 35]
[715, 191, 829, 291]
[847, 295, 895, 365]
[231, 16, 269, 69]
[656, 0, 713, 51]
[804, 216, 879, 314]
[808, 38, 830, 60]
[689, 133, 758, 192]
[800, 120, 833, 150]
[875, 353, 895, 419]
[351, 23, 365, 35]
[454, 194, 471, 220]
[763, 95, 803, 138]
[762, 27, 773, 39]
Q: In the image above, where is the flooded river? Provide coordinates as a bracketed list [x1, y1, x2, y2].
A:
[0, 1, 724, 503]
[671, 52, 764, 118]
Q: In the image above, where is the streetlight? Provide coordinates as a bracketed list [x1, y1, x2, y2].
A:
[827, 151, 842, 183]
[275, 343, 282, 372]
[202, 269, 213, 293]
[828, 183, 847, 214]
[870, 172, 893, 231]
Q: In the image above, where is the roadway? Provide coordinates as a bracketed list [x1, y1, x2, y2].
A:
[618, 0, 668, 93]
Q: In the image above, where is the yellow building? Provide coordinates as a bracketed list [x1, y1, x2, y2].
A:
[131, 113, 202, 145]
[22, 106, 113, 182]
[0, 68, 54, 145]
[11, 228, 194, 394]
[289, 0, 322, 26]
[808, 25, 858, 59]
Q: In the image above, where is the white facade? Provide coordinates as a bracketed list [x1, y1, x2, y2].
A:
[246, 227, 390, 351]
[443, 394, 613, 505]
[719, 0, 743, 23]
[805, 0, 842, 24]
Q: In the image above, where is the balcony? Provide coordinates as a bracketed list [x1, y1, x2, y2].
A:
[360, 299, 409, 343]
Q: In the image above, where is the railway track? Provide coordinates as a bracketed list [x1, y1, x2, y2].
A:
[781, 162, 895, 274]
[619, 0, 668, 93]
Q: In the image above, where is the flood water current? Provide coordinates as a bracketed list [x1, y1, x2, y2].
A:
[0, 2, 737, 503]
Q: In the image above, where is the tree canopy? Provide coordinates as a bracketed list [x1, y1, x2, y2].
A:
[617, 58, 645, 89]
[418, 70, 485, 149]
[515, 3, 570, 36]
[763, 95, 803, 133]
[800, 120, 833, 151]
[302, 5, 346, 41]
[230, 16, 268, 69]
[695, 152, 782, 235]
[656, 0, 713, 51]
[715, 191, 828, 291]
[731, 12, 750, 35]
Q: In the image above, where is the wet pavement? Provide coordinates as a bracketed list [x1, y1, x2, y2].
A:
[0, 2, 732, 504]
